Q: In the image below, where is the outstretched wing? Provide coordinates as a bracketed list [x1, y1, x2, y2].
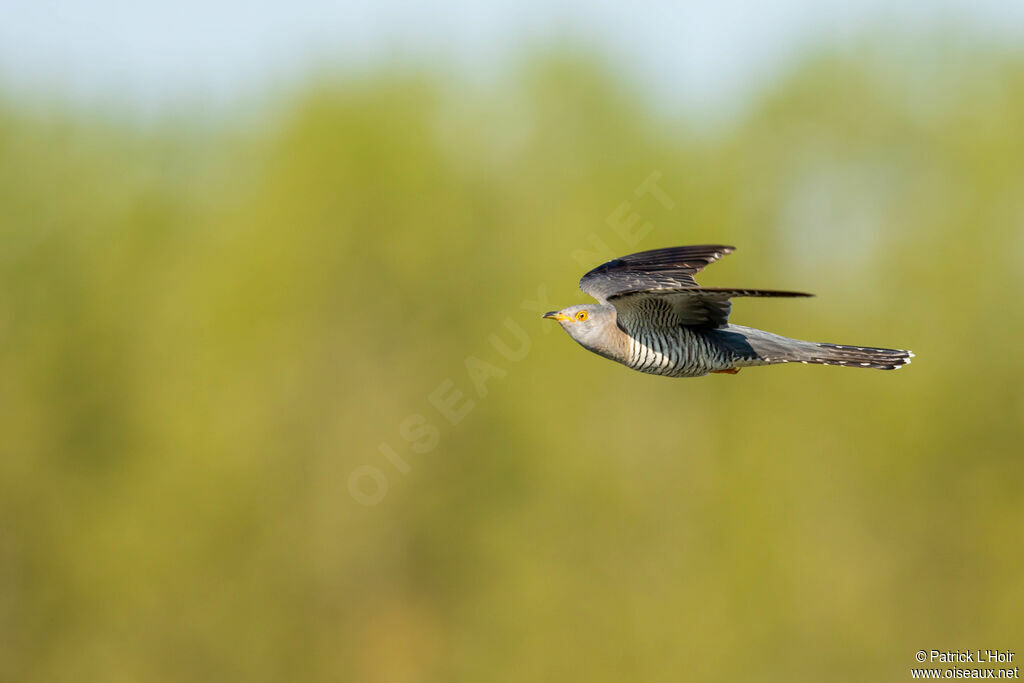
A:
[609, 287, 813, 329]
[578, 245, 812, 329]
[579, 245, 736, 303]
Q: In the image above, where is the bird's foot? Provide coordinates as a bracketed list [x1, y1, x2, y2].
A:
[711, 368, 740, 375]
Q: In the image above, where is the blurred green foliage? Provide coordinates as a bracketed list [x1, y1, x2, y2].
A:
[1, 47, 1023, 682]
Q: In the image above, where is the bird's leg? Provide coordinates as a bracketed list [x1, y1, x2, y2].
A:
[711, 368, 740, 375]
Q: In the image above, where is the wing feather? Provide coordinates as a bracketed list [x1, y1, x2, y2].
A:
[579, 245, 812, 328]
[579, 245, 735, 303]
[609, 288, 813, 329]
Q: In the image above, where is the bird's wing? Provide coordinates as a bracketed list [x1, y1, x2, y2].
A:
[579, 245, 736, 303]
[609, 287, 813, 329]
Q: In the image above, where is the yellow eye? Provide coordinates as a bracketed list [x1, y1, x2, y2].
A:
[575, 310, 588, 322]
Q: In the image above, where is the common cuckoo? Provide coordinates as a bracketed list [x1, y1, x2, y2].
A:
[543, 245, 913, 377]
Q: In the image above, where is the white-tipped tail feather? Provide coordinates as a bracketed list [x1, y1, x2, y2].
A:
[727, 326, 914, 371]
[789, 343, 914, 370]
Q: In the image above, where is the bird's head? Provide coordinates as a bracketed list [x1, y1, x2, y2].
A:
[542, 304, 616, 352]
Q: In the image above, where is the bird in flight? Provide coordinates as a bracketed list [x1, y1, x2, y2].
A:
[543, 245, 913, 377]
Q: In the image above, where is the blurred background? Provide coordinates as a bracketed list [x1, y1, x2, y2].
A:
[2, 2, 1024, 681]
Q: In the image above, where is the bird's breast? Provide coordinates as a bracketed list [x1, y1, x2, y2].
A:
[623, 326, 727, 377]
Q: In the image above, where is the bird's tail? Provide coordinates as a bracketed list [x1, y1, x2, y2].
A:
[728, 326, 914, 371]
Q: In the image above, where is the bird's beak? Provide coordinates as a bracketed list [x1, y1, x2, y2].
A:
[543, 311, 571, 322]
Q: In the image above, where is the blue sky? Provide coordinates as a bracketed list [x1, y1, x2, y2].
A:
[3, 1, 1024, 113]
